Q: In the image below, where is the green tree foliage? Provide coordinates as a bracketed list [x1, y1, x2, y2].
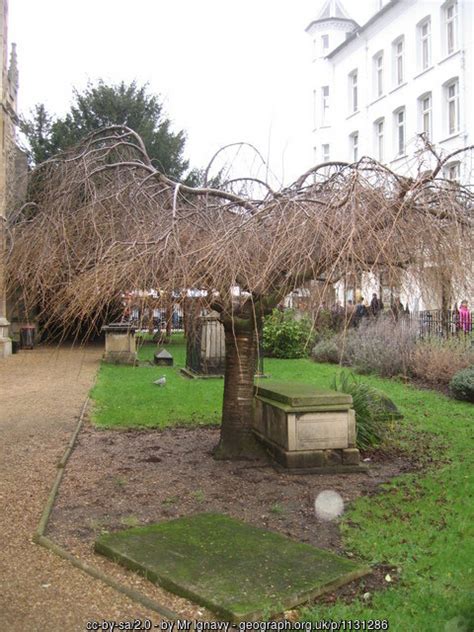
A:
[262, 309, 315, 358]
[20, 80, 189, 180]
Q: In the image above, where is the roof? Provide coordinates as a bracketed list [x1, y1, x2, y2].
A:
[327, 0, 401, 58]
[318, 0, 353, 21]
[305, 0, 358, 33]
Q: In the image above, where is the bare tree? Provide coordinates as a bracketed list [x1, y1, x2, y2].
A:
[6, 127, 473, 458]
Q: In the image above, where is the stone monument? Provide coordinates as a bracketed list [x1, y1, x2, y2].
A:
[102, 323, 137, 365]
[253, 381, 365, 472]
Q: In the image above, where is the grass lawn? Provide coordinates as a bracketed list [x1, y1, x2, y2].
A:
[90, 335, 474, 630]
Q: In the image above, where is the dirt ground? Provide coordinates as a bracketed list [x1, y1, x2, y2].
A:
[49, 420, 417, 607]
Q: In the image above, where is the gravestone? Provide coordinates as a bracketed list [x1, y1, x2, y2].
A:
[253, 381, 366, 472]
[102, 323, 137, 365]
[95, 513, 370, 621]
[183, 311, 226, 377]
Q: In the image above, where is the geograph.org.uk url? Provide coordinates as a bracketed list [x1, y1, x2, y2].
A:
[86, 619, 390, 632]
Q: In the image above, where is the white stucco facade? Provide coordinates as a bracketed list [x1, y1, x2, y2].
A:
[307, 0, 473, 311]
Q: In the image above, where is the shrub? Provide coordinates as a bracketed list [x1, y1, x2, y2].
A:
[312, 335, 345, 364]
[411, 338, 474, 387]
[331, 371, 400, 449]
[449, 366, 474, 402]
[262, 309, 315, 359]
[345, 315, 418, 378]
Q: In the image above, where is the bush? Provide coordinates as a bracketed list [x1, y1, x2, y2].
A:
[331, 371, 400, 449]
[449, 366, 474, 402]
[262, 309, 315, 358]
[411, 338, 474, 387]
[312, 335, 345, 364]
[345, 315, 418, 378]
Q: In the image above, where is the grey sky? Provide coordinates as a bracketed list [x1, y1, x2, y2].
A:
[9, 1, 370, 185]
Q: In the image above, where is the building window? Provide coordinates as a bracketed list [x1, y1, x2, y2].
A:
[322, 144, 330, 162]
[418, 18, 431, 70]
[322, 34, 329, 51]
[312, 89, 317, 129]
[350, 132, 359, 162]
[393, 37, 404, 85]
[374, 52, 384, 97]
[349, 70, 358, 113]
[394, 108, 405, 156]
[375, 119, 384, 161]
[446, 80, 459, 134]
[445, 2, 458, 55]
[419, 93, 432, 139]
[444, 161, 460, 181]
[321, 85, 329, 125]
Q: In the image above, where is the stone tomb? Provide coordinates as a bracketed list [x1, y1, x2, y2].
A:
[253, 381, 365, 472]
[95, 513, 370, 621]
[102, 323, 137, 365]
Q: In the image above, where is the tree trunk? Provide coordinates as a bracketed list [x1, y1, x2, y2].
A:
[214, 323, 264, 460]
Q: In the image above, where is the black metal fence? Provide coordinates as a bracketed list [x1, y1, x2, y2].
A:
[412, 309, 473, 339]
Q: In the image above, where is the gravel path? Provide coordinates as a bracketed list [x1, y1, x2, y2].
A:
[0, 345, 161, 631]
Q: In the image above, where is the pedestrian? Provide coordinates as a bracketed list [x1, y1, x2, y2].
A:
[355, 297, 368, 325]
[458, 300, 472, 334]
[370, 292, 383, 317]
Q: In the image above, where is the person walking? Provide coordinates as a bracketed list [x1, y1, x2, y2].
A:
[370, 292, 383, 317]
[458, 300, 472, 334]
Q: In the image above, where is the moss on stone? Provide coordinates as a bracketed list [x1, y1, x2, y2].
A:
[95, 513, 369, 621]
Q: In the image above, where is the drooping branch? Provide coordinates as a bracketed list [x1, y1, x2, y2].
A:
[5, 126, 473, 338]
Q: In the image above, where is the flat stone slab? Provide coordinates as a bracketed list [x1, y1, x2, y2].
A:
[95, 513, 370, 621]
[255, 381, 352, 409]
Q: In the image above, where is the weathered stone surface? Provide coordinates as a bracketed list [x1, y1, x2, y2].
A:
[95, 513, 370, 621]
[295, 413, 349, 450]
[255, 382, 352, 408]
[153, 348, 173, 366]
[102, 323, 137, 365]
[342, 448, 360, 465]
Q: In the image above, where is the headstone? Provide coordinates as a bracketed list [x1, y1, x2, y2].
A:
[153, 348, 173, 366]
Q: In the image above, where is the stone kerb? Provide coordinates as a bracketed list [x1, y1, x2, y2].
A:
[253, 381, 365, 473]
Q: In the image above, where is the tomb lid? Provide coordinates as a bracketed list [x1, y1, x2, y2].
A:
[155, 349, 173, 359]
[102, 322, 136, 333]
[255, 381, 352, 407]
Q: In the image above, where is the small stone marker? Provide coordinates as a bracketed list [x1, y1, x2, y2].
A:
[95, 513, 370, 621]
[153, 348, 173, 366]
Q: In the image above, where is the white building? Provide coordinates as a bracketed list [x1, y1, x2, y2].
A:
[306, 0, 473, 311]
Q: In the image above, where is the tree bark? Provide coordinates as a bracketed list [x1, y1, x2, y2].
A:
[214, 322, 264, 460]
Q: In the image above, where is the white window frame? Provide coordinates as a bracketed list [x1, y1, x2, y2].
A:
[444, 161, 460, 181]
[322, 143, 330, 162]
[374, 118, 384, 162]
[418, 18, 431, 70]
[322, 34, 329, 52]
[446, 79, 459, 135]
[444, 1, 458, 55]
[321, 85, 329, 125]
[393, 37, 404, 86]
[374, 52, 384, 97]
[350, 132, 359, 162]
[349, 70, 358, 113]
[394, 108, 406, 156]
[419, 93, 432, 139]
